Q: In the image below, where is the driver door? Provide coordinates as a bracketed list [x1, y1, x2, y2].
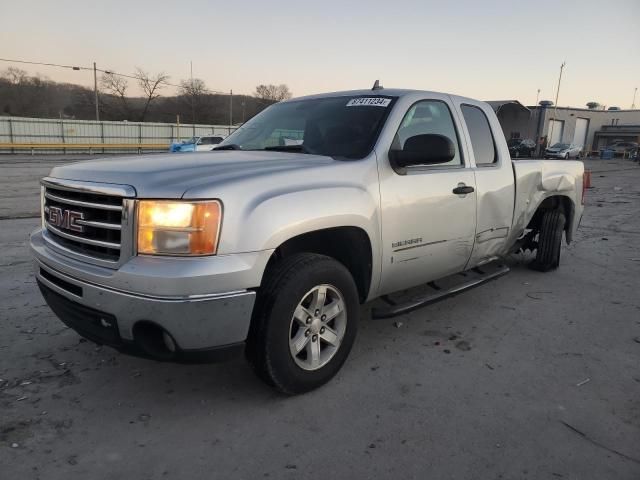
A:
[377, 97, 477, 295]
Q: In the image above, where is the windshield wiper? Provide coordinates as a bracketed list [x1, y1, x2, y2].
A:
[263, 145, 312, 154]
[214, 144, 242, 150]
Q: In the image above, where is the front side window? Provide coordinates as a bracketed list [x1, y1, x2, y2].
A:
[461, 105, 497, 165]
[217, 96, 396, 159]
[393, 100, 462, 167]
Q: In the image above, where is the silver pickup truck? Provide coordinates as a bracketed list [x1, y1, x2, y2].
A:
[30, 87, 585, 394]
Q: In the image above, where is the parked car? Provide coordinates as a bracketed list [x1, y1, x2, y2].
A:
[507, 138, 536, 158]
[544, 143, 582, 159]
[170, 135, 225, 152]
[31, 88, 585, 394]
[608, 141, 639, 156]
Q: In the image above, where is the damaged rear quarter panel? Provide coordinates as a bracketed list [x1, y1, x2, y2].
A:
[508, 160, 584, 247]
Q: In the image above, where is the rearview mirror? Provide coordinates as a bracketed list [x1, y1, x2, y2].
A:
[389, 134, 455, 167]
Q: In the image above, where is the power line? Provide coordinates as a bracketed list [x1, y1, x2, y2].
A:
[0, 57, 227, 93]
[0, 57, 89, 71]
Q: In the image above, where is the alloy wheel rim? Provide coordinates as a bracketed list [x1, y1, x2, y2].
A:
[288, 284, 347, 371]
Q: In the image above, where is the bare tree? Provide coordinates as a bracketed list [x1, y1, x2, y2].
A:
[100, 72, 130, 118]
[179, 78, 208, 97]
[254, 84, 292, 102]
[135, 68, 169, 121]
[179, 78, 209, 125]
[2, 67, 28, 85]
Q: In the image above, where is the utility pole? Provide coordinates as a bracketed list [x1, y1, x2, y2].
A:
[229, 89, 233, 127]
[547, 62, 565, 147]
[190, 61, 195, 136]
[535, 89, 540, 106]
[632, 87, 638, 109]
[93, 62, 99, 121]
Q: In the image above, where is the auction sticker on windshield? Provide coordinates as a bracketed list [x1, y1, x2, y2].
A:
[346, 97, 392, 107]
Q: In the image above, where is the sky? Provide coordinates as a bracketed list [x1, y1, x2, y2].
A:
[2, 0, 639, 108]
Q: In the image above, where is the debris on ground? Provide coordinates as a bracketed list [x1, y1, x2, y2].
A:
[576, 378, 591, 387]
[393, 321, 403, 328]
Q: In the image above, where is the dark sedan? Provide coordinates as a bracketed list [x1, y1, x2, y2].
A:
[508, 138, 536, 158]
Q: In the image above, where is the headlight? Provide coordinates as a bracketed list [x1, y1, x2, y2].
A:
[137, 200, 222, 256]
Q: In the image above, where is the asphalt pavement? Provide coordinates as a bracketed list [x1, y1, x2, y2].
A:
[1, 155, 639, 479]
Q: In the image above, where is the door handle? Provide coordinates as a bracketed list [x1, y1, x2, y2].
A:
[453, 184, 474, 195]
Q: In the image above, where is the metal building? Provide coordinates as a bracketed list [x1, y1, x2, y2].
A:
[488, 101, 640, 155]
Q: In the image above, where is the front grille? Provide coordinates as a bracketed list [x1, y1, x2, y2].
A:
[43, 185, 124, 262]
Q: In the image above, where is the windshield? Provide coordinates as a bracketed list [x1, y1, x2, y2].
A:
[551, 143, 570, 149]
[217, 96, 396, 159]
[183, 137, 198, 144]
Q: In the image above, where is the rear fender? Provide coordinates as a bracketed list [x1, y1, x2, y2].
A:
[509, 160, 584, 247]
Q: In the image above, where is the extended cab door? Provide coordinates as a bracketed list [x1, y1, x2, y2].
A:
[377, 96, 477, 296]
[452, 100, 516, 267]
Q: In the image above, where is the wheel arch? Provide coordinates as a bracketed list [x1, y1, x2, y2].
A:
[526, 194, 576, 243]
[263, 226, 374, 302]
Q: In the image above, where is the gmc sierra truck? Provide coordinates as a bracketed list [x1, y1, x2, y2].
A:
[30, 87, 585, 394]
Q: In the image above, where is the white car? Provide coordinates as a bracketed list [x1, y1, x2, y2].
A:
[170, 135, 225, 153]
[544, 143, 582, 159]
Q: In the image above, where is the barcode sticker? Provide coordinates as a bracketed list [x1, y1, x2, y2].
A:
[346, 97, 391, 107]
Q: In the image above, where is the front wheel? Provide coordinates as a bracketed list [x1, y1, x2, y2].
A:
[246, 253, 359, 394]
[531, 210, 566, 272]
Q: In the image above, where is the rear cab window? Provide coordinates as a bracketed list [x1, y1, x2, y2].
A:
[461, 105, 497, 166]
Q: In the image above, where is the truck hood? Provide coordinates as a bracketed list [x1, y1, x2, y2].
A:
[49, 151, 337, 198]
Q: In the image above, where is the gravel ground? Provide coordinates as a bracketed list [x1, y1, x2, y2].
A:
[0, 155, 639, 479]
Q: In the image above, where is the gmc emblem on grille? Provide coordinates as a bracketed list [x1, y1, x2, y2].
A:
[47, 206, 85, 233]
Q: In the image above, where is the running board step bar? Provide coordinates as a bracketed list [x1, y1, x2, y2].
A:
[371, 261, 510, 319]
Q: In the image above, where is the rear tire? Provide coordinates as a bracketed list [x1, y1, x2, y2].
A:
[530, 210, 566, 272]
[246, 253, 359, 394]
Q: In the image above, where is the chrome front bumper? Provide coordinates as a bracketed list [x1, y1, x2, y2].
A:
[31, 228, 272, 360]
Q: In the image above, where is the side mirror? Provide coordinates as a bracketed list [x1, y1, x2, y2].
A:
[389, 134, 455, 167]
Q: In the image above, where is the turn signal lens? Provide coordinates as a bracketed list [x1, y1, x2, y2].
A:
[137, 200, 221, 255]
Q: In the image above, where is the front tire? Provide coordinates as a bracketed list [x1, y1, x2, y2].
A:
[246, 253, 359, 394]
[531, 210, 566, 272]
